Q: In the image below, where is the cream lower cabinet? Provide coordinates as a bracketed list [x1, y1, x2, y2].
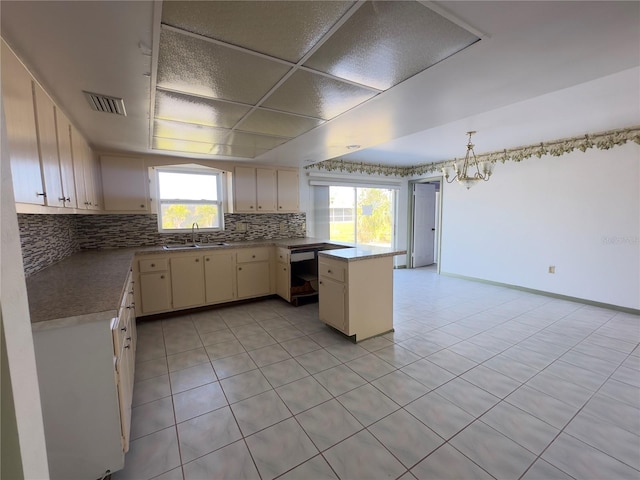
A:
[318, 254, 394, 342]
[32, 272, 136, 480]
[237, 247, 272, 299]
[137, 257, 172, 315]
[205, 251, 236, 304]
[170, 255, 205, 309]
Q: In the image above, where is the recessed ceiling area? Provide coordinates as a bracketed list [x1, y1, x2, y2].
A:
[152, 0, 480, 158]
[1, 1, 638, 167]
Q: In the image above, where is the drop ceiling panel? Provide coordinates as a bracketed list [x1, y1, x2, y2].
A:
[225, 131, 290, 150]
[161, 0, 354, 63]
[153, 137, 213, 154]
[304, 1, 480, 91]
[210, 144, 270, 158]
[155, 90, 251, 128]
[153, 119, 231, 144]
[261, 69, 379, 120]
[238, 109, 324, 138]
[157, 28, 291, 104]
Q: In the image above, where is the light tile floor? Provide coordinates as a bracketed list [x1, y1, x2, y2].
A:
[114, 267, 640, 480]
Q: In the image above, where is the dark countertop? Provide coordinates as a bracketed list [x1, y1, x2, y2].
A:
[27, 237, 402, 329]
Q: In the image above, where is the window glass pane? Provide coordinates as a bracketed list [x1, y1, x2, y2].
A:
[161, 203, 220, 229]
[329, 186, 355, 242]
[357, 188, 393, 247]
[158, 171, 218, 200]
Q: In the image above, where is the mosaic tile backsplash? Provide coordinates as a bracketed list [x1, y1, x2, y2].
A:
[18, 213, 306, 276]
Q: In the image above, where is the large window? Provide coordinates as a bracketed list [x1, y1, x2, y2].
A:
[155, 166, 224, 232]
[329, 186, 395, 247]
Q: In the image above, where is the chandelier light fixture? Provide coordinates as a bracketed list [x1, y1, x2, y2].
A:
[443, 131, 491, 189]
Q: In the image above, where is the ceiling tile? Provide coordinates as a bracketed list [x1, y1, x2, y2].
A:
[304, 1, 480, 90]
[261, 69, 378, 120]
[153, 137, 213, 155]
[153, 119, 231, 144]
[155, 90, 251, 128]
[238, 109, 324, 138]
[210, 144, 270, 159]
[161, 1, 354, 63]
[157, 28, 291, 104]
[225, 131, 289, 150]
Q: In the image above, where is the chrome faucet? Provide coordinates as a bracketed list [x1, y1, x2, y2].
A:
[191, 222, 199, 245]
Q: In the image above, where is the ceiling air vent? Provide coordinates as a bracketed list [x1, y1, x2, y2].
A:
[83, 91, 127, 116]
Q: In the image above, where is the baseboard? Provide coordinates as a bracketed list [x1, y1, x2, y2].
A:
[440, 271, 640, 315]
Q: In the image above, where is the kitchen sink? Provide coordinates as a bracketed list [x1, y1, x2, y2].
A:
[162, 242, 229, 250]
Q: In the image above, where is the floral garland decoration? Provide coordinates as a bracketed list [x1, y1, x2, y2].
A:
[305, 126, 640, 178]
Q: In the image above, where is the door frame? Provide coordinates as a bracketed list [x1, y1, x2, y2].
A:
[407, 175, 444, 274]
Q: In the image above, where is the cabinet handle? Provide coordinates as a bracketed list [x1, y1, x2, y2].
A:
[238, 267, 242, 271]
[36, 192, 47, 197]
[250, 205, 254, 209]
[195, 258, 200, 262]
[279, 206, 282, 209]
[206, 258, 210, 262]
[66, 197, 71, 202]
[140, 204, 145, 208]
[328, 269, 332, 273]
[58, 196, 66, 202]
[151, 263, 155, 267]
[252, 255, 256, 258]
[124, 344, 130, 349]
[258, 205, 262, 209]
[126, 336, 131, 341]
[160, 275, 165, 279]
[121, 326, 127, 332]
[319, 281, 323, 285]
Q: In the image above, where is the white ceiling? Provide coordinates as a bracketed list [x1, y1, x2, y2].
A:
[1, 1, 639, 168]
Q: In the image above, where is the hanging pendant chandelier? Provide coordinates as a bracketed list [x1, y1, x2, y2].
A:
[442, 131, 491, 189]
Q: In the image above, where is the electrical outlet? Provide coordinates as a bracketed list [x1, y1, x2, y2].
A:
[548, 265, 556, 274]
[279, 222, 287, 234]
[236, 222, 247, 232]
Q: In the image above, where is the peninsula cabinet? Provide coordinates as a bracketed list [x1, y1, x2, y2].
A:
[318, 254, 394, 342]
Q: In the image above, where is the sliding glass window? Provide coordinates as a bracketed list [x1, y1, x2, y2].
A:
[329, 186, 395, 247]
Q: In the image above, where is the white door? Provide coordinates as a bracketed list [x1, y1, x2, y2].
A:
[412, 183, 436, 267]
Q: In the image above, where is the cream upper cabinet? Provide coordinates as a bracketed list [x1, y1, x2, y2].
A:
[1, 40, 45, 204]
[234, 166, 257, 211]
[256, 168, 277, 212]
[55, 109, 77, 208]
[170, 255, 205, 309]
[71, 126, 102, 210]
[101, 155, 149, 211]
[204, 251, 236, 304]
[33, 83, 65, 207]
[277, 169, 299, 212]
[233, 166, 299, 213]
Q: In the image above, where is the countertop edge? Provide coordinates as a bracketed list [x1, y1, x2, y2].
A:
[32, 310, 117, 332]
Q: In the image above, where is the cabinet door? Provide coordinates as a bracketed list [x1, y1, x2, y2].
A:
[277, 169, 299, 212]
[33, 83, 65, 207]
[319, 276, 347, 333]
[256, 168, 276, 212]
[275, 262, 290, 301]
[55, 109, 77, 208]
[70, 125, 89, 209]
[86, 148, 103, 210]
[204, 252, 236, 304]
[237, 261, 271, 298]
[139, 272, 172, 314]
[171, 256, 205, 309]
[234, 166, 256, 212]
[1, 41, 45, 204]
[101, 155, 149, 211]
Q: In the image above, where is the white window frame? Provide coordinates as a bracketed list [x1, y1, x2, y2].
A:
[154, 165, 225, 233]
